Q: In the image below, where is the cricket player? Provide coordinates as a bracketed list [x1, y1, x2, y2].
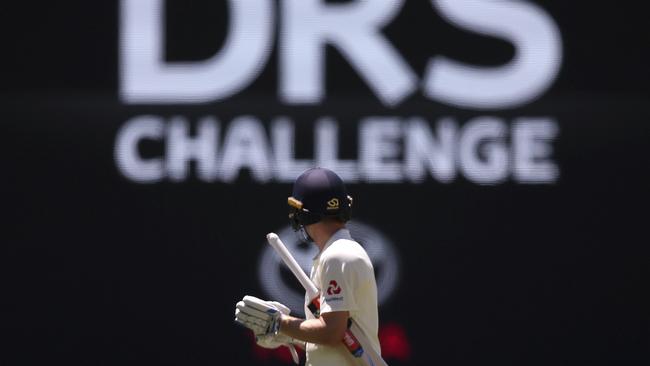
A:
[235, 167, 381, 365]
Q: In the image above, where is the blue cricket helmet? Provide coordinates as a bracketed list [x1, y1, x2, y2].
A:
[288, 168, 353, 230]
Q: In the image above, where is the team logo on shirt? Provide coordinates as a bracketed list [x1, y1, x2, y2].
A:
[327, 280, 342, 295]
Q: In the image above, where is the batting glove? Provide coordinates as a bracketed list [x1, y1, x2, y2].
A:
[256, 333, 301, 364]
[235, 295, 284, 335]
[235, 296, 300, 363]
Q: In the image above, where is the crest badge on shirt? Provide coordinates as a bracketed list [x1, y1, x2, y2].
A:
[327, 280, 342, 295]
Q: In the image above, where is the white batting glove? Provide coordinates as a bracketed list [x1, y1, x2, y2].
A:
[256, 333, 300, 364]
[235, 296, 299, 363]
[235, 295, 284, 335]
[256, 333, 295, 349]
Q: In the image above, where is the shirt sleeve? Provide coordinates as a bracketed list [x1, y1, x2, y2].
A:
[318, 254, 359, 314]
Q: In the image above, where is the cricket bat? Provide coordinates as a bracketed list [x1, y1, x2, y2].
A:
[267, 233, 389, 366]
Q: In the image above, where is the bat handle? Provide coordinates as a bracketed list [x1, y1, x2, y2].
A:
[309, 298, 365, 358]
[342, 329, 365, 358]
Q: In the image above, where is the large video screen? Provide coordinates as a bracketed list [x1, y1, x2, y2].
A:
[5, 1, 648, 365]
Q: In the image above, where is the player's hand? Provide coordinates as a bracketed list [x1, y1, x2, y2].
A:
[235, 295, 286, 335]
[235, 296, 299, 363]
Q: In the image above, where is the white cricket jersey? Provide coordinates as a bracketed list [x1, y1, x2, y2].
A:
[304, 228, 381, 366]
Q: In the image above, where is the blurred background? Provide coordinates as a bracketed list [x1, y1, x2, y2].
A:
[3, 1, 649, 365]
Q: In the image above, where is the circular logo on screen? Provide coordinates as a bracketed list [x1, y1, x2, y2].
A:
[258, 221, 399, 316]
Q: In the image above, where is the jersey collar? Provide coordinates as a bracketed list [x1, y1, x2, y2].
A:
[313, 227, 352, 261]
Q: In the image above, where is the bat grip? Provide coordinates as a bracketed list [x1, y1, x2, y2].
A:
[309, 298, 365, 358]
[343, 329, 365, 358]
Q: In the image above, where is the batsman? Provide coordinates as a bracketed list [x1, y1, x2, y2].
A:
[235, 167, 383, 365]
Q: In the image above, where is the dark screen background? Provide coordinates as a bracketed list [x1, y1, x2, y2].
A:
[3, 1, 649, 365]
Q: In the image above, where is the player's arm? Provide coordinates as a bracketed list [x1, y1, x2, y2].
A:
[279, 311, 349, 346]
